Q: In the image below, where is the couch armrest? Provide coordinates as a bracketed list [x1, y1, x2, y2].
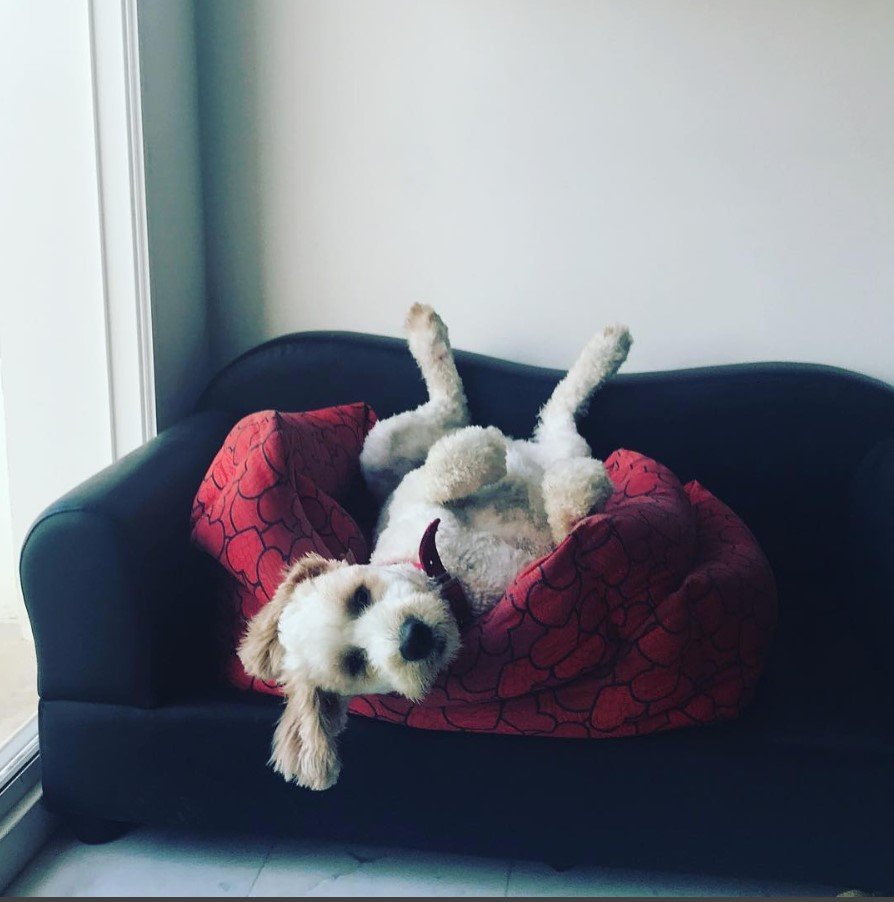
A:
[20, 411, 234, 708]
[848, 437, 894, 644]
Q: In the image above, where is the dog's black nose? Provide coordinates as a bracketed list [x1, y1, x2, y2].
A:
[399, 618, 435, 661]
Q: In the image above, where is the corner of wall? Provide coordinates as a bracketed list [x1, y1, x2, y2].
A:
[137, 0, 212, 429]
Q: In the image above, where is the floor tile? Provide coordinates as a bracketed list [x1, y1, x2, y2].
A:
[7, 826, 273, 897]
[7, 825, 848, 898]
[249, 837, 510, 897]
[505, 859, 840, 898]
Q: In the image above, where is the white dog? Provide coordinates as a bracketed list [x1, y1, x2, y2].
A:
[239, 305, 631, 790]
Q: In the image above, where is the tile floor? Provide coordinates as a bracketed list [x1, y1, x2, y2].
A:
[7, 826, 842, 897]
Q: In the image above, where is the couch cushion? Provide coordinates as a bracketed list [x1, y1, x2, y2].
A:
[39, 687, 894, 888]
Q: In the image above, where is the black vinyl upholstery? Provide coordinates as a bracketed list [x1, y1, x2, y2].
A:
[21, 331, 894, 888]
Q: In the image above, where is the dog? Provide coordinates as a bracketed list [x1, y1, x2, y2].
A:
[238, 305, 632, 790]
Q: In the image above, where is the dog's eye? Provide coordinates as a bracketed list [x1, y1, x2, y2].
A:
[343, 647, 367, 678]
[347, 585, 372, 617]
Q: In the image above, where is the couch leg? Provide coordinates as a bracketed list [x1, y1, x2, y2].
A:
[545, 857, 578, 873]
[69, 815, 131, 845]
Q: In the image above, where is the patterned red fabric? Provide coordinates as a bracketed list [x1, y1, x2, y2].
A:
[191, 404, 376, 694]
[192, 405, 777, 737]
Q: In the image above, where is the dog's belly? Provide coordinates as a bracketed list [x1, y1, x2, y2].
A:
[370, 450, 555, 616]
[453, 479, 549, 551]
[440, 506, 553, 615]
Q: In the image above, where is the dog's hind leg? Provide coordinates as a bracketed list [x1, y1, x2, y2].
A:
[361, 304, 470, 500]
[535, 324, 630, 541]
[404, 303, 468, 412]
[534, 323, 632, 463]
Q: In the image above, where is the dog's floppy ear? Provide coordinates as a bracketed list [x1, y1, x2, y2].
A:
[271, 679, 350, 791]
[238, 553, 342, 683]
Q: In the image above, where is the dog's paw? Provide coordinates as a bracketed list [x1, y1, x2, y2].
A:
[425, 426, 507, 503]
[406, 303, 450, 355]
[270, 737, 341, 791]
[542, 457, 614, 543]
[295, 745, 342, 791]
[405, 302, 438, 332]
[602, 321, 632, 344]
[599, 323, 633, 360]
[474, 426, 509, 487]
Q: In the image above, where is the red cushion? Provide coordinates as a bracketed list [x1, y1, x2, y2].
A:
[191, 404, 376, 694]
[192, 405, 777, 736]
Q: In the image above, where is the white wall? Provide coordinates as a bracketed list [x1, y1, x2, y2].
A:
[195, 0, 894, 384]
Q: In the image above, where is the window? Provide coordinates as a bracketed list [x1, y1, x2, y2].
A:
[0, 0, 154, 850]
[0, 371, 37, 764]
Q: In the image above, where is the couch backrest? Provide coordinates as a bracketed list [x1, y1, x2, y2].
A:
[197, 331, 894, 580]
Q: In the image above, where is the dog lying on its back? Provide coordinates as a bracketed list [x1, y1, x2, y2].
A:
[239, 305, 632, 789]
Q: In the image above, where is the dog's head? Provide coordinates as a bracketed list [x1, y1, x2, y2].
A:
[238, 553, 461, 790]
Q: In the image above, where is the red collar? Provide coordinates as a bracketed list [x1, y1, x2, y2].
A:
[417, 519, 473, 631]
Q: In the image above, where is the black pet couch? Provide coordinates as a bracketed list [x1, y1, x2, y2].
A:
[21, 331, 894, 889]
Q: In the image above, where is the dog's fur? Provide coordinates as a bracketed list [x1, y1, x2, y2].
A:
[239, 305, 631, 790]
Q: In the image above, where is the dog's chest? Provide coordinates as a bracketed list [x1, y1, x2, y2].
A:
[370, 447, 554, 615]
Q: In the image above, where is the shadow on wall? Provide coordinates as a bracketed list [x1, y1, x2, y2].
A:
[193, 0, 267, 368]
[139, 0, 213, 428]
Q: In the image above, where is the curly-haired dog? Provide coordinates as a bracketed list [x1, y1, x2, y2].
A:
[239, 305, 632, 789]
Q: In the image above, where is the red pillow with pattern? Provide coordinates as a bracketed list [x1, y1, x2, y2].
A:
[190, 403, 376, 693]
[354, 455, 777, 736]
[192, 405, 777, 737]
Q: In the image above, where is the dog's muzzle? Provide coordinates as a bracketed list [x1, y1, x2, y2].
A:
[398, 617, 435, 661]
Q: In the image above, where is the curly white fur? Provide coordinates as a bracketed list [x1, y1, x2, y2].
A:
[366, 307, 632, 616]
[359, 304, 469, 498]
[239, 304, 631, 790]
